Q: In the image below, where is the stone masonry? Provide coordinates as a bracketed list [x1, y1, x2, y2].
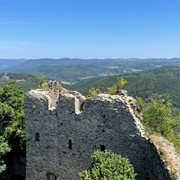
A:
[25, 81, 171, 180]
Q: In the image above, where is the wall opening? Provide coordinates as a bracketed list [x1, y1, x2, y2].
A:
[69, 139, 72, 150]
[80, 101, 85, 112]
[100, 145, 105, 151]
[46, 173, 57, 180]
[56, 111, 58, 118]
[35, 133, 40, 141]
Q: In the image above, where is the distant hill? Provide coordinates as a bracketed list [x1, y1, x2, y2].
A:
[1, 58, 180, 83]
[65, 66, 180, 108]
[0, 72, 39, 92]
[0, 59, 26, 71]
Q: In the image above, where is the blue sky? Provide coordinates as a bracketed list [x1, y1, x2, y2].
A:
[0, 0, 180, 59]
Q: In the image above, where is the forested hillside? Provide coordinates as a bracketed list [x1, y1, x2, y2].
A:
[66, 66, 180, 107]
[0, 73, 39, 92]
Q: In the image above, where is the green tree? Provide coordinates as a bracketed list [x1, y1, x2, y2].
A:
[135, 97, 144, 111]
[0, 82, 25, 174]
[0, 137, 10, 173]
[107, 85, 117, 95]
[107, 77, 127, 95]
[39, 74, 46, 89]
[0, 82, 25, 150]
[143, 97, 173, 136]
[0, 102, 14, 134]
[88, 87, 100, 96]
[79, 150, 136, 180]
[117, 77, 127, 91]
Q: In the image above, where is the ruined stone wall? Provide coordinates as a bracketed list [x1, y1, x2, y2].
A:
[25, 82, 171, 180]
[145, 141, 171, 180]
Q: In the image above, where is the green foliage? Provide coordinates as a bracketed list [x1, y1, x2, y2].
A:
[88, 87, 100, 96]
[0, 137, 10, 173]
[143, 97, 173, 136]
[79, 150, 136, 180]
[117, 77, 127, 90]
[39, 74, 46, 89]
[0, 82, 25, 174]
[143, 96, 180, 151]
[0, 102, 14, 132]
[107, 77, 127, 95]
[107, 85, 117, 95]
[135, 97, 144, 111]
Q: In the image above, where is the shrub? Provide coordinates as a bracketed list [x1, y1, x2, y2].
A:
[79, 150, 136, 180]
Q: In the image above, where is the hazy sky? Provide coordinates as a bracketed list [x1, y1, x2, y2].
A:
[0, 0, 180, 59]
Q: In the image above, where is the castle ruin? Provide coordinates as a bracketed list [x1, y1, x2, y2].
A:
[25, 81, 171, 180]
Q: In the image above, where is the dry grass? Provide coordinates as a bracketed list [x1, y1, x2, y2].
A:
[150, 135, 180, 180]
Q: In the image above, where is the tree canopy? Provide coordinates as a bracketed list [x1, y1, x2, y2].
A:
[0, 82, 25, 174]
[143, 95, 180, 150]
[143, 97, 173, 136]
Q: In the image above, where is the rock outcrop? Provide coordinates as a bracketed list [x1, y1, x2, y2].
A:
[25, 81, 172, 180]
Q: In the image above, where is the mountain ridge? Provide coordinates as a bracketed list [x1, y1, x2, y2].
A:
[1, 58, 180, 83]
